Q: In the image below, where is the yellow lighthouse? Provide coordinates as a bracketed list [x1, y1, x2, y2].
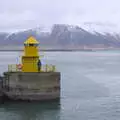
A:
[5, 36, 60, 101]
[21, 36, 40, 72]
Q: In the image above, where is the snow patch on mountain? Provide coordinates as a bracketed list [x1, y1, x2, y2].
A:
[81, 22, 120, 35]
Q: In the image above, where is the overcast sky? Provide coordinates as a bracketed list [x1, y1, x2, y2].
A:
[0, 0, 120, 32]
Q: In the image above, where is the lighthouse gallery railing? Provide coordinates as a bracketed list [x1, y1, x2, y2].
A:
[8, 64, 56, 72]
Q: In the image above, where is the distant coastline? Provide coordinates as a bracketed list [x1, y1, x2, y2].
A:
[0, 48, 119, 52]
[0, 49, 93, 52]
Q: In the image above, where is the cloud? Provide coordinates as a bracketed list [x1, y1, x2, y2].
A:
[83, 22, 117, 27]
[0, 0, 120, 32]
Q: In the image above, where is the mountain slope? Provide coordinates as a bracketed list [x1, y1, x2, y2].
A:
[0, 24, 120, 48]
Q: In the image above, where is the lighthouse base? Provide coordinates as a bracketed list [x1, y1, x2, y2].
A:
[2, 72, 60, 101]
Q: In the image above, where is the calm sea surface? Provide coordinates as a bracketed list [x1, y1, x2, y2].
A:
[0, 51, 120, 120]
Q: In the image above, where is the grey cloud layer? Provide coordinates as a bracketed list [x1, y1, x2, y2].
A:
[0, 0, 120, 32]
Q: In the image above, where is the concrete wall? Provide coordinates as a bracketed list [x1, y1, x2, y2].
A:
[3, 72, 60, 101]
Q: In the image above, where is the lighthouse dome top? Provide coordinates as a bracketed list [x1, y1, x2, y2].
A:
[24, 36, 39, 45]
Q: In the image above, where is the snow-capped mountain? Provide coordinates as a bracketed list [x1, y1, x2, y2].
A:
[81, 22, 120, 35]
[0, 24, 120, 48]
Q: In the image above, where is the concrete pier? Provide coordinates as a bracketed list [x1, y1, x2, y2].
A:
[0, 36, 61, 102]
[2, 72, 60, 101]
